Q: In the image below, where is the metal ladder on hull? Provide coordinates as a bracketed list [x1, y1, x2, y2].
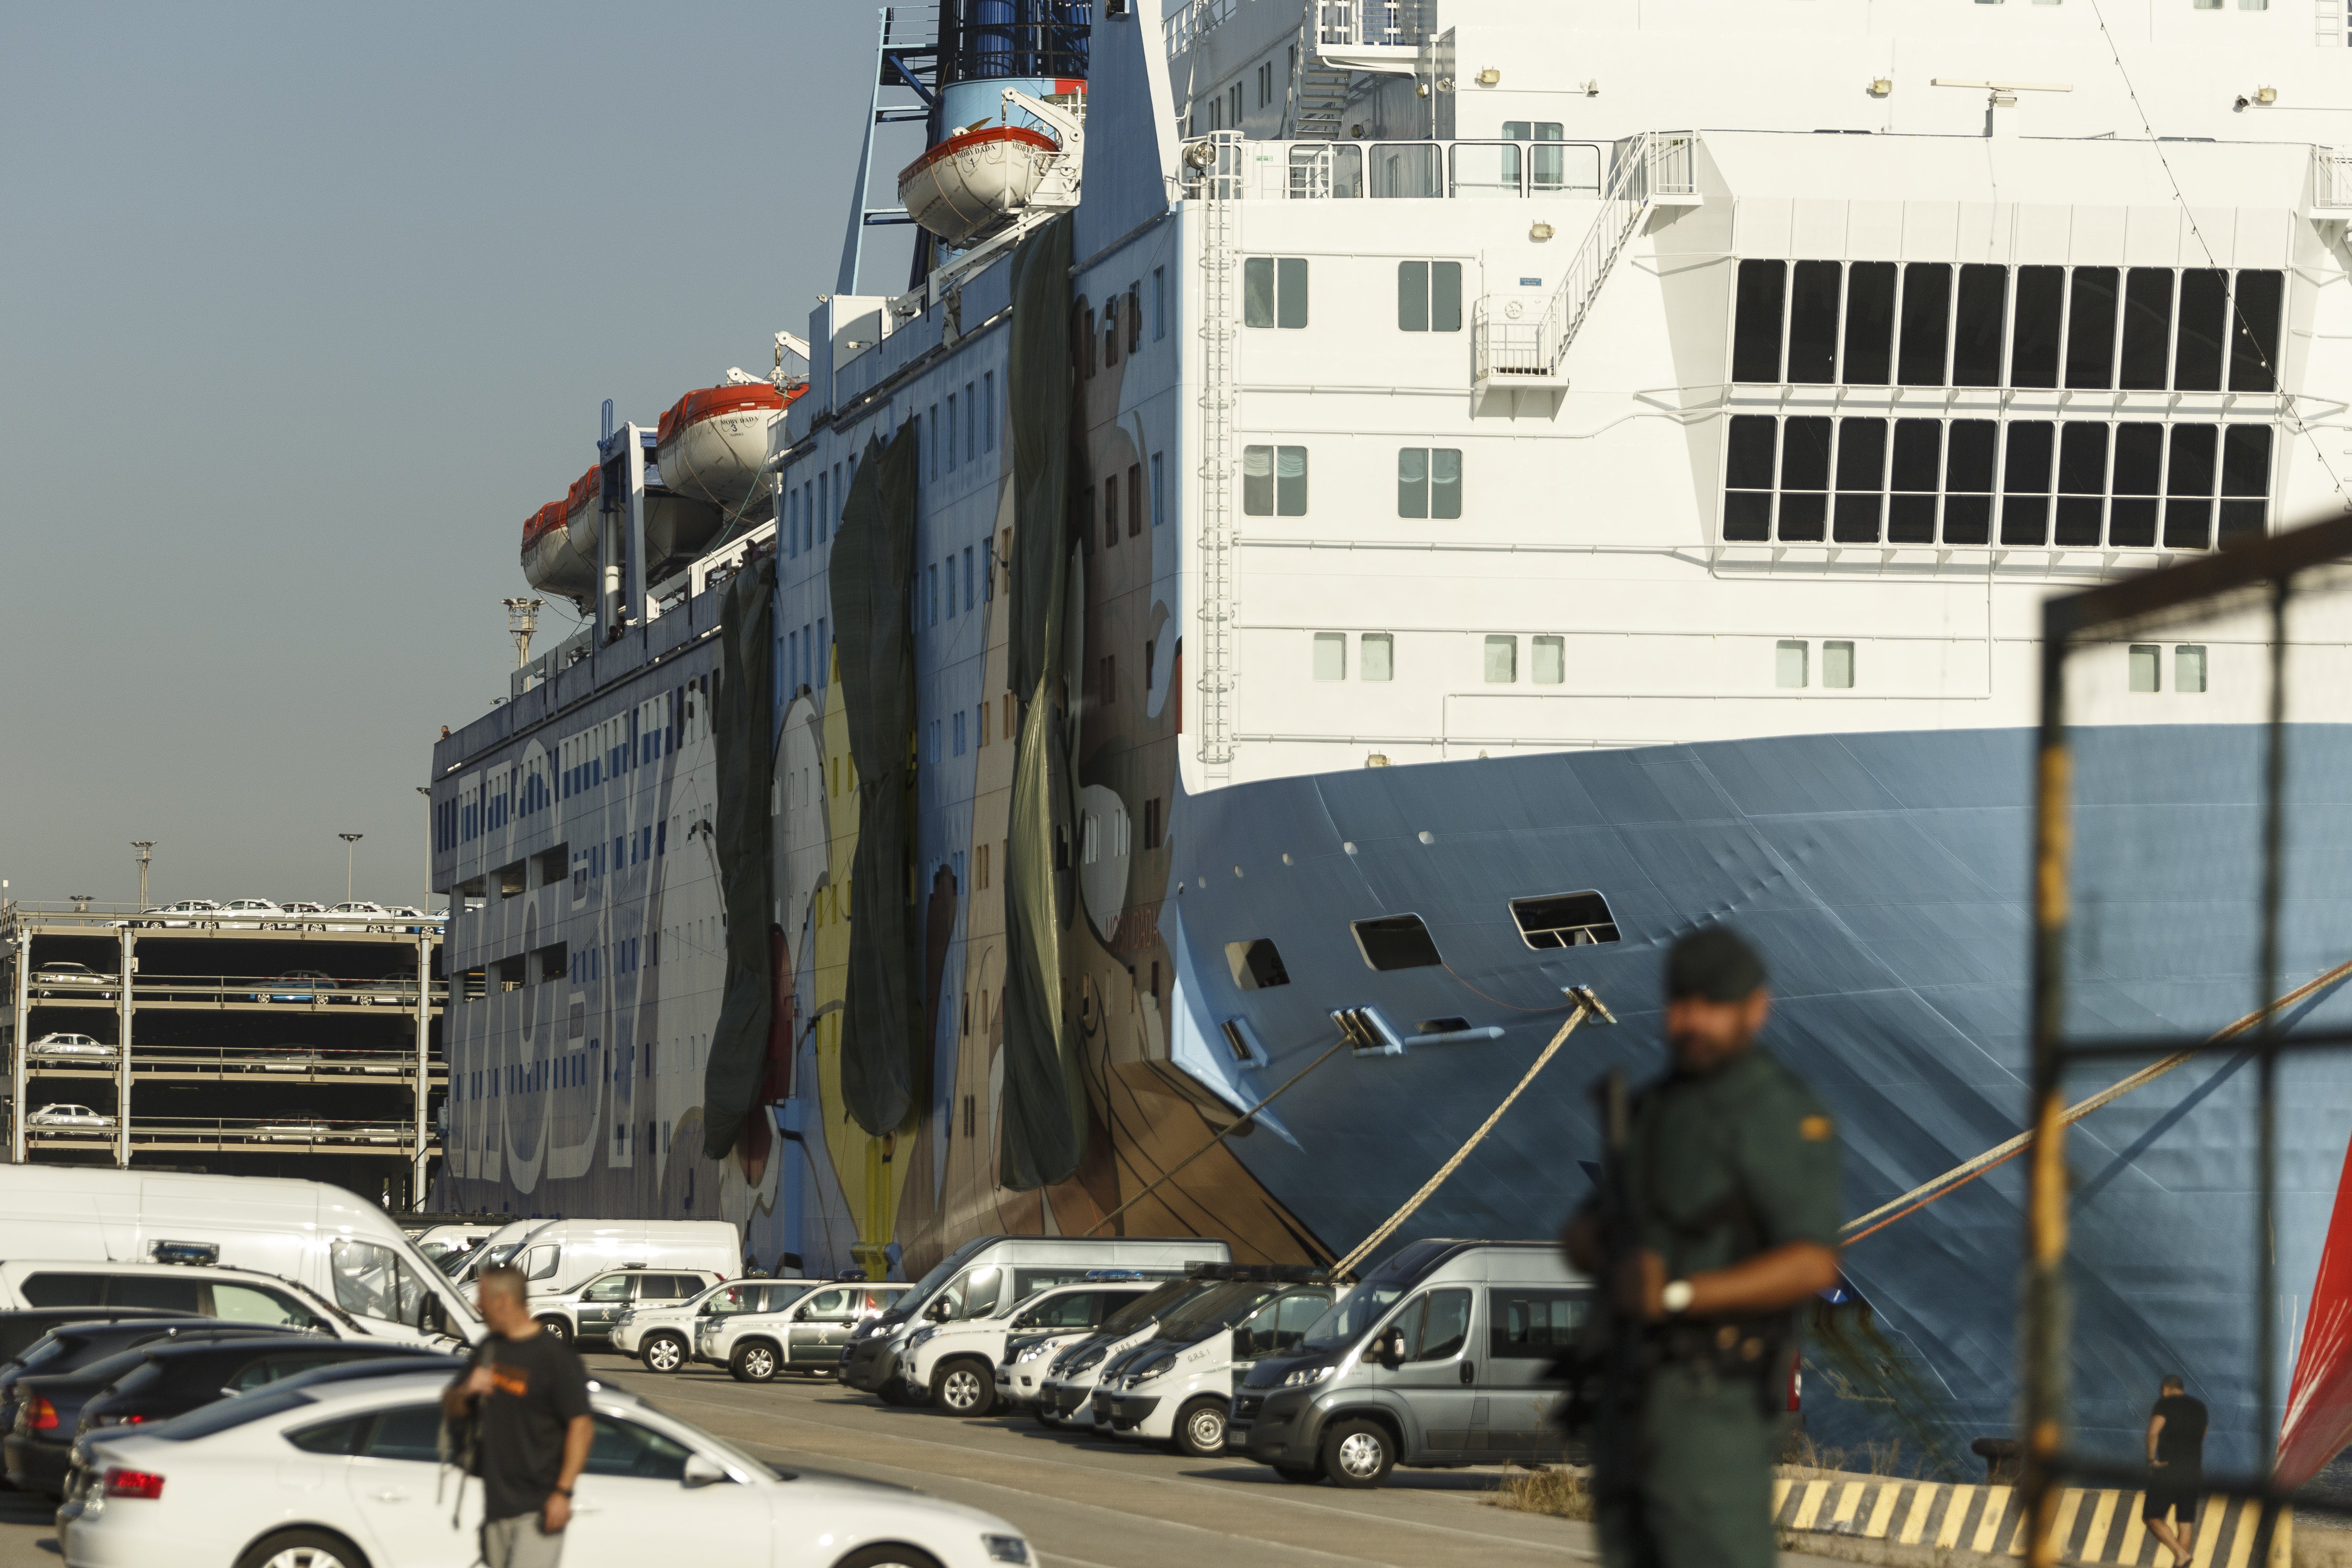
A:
[1194, 132, 1242, 776]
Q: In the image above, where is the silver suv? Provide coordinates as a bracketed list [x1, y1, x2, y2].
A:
[534, 1266, 720, 1346]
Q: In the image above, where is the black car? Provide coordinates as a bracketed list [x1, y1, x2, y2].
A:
[79, 1335, 447, 1436]
[0, 1308, 192, 1364]
[0, 1317, 231, 1448]
[3, 1325, 298, 1496]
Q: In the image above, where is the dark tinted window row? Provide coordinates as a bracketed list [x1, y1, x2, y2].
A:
[1731, 261, 2283, 393]
[1724, 415, 2272, 549]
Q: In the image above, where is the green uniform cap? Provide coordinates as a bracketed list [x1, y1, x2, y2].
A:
[1666, 924, 1767, 1002]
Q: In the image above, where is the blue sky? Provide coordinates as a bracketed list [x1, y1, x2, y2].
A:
[1, 2, 922, 906]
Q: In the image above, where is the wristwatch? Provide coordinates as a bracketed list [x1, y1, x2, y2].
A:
[1661, 1279, 1695, 1315]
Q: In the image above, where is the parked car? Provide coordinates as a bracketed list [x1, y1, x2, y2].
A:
[29, 1034, 117, 1062]
[138, 901, 220, 927]
[275, 902, 328, 924]
[699, 1282, 909, 1382]
[612, 1276, 820, 1373]
[1094, 1271, 1335, 1455]
[1032, 1277, 1227, 1431]
[32, 963, 116, 1000]
[321, 901, 391, 931]
[54, 1364, 1035, 1568]
[1230, 1239, 1593, 1487]
[29, 1105, 113, 1130]
[531, 1266, 722, 1347]
[0, 1316, 213, 1433]
[905, 1276, 1165, 1418]
[77, 1335, 448, 1438]
[839, 1235, 1229, 1405]
[357, 970, 419, 1006]
[216, 899, 284, 929]
[4, 1325, 306, 1495]
[996, 1277, 1197, 1419]
[260, 1113, 333, 1142]
[249, 971, 337, 1005]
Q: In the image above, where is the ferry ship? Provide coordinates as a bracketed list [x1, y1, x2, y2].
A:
[430, 0, 2352, 1475]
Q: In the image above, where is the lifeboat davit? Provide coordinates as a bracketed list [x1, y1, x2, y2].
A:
[898, 123, 1062, 249]
[521, 495, 595, 608]
[654, 384, 793, 521]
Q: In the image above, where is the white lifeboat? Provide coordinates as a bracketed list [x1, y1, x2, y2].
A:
[560, 464, 604, 577]
[653, 384, 794, 514]
[898, 123, 1062, 249]
[521, 495, 594, 608]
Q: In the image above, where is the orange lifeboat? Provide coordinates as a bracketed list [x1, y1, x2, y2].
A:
[521, 493, 594, 608]
[653, 384, 795, 523]
[898, 122, 1063, 249]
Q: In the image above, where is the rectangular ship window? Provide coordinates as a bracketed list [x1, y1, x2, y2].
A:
[1484, 635, 1517, 683]
[1731, 261, 1786, 383]
[1776, 640, 1808, 688]
[2175, 270, 2228, 390]
[2176, 646, 2208, 693]
[1823, 640, 1855, 689]
[1396, 261, 1463, 331]
[2066, 267, 2119, 389]
[2112, 423, 2164, 546]
[2010, 266, 2064, 388]
[1227, 939, 1292, 990]
[1833, 418, 1886, 543]
[1778, 416, 1831, 540]
[1888, 420, 1941, 543]
[2220, 425, 2272, 541]
[1843, 262, 1895, 385]
[2120, 269, 2174, 389]
[2229, 270, 2283, 391]
[2165, 423, 2218, 549]
[1531, 635, 1564, 685]
[1509, 891, 1620, 949]
[1787, 261, 1842, 384]
[1944, 420, 1998, 544]
[2130, 644, 2161, 693]
[1723, 415, 1777, 541]
[2000, 421, 2055, 545]
[1361, 633, 1394, 682]
[1313, 632, 1346, 680]
[2056, 424, 2108, 547]
[1953, 264, 2008, 386]
[1898, 263, 1952, 386]
[1352, 915, 1445, 972]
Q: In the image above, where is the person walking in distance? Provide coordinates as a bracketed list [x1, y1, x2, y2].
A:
[1563, 925, 1845, 1568]
[443, 1265, 593, 1568]
[2144, 1375, 2208, 1564]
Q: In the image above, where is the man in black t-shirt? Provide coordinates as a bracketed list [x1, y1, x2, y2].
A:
[442, 1265, 593, 1568]
[2144, 1374, 2209, 1564]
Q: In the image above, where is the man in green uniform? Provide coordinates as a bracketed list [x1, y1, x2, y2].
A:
[1564, 925, 1844, 1568]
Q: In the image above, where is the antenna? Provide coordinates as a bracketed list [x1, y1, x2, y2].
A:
[130, 841, 154, 909]
[504, 597, 543, 668]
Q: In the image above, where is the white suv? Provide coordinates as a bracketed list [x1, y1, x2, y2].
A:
[533, 1266, 719, 1346]
[614, 1276, 819, 1373]
[907, 1279, 1164, 1418]
[698, 1282, 907, 1382]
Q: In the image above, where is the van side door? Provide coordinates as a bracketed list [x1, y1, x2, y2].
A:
[1478, 1287, 1591, 1458]
[787, 1288, 854, 1363]
[1363, 1288, 1480, 1460]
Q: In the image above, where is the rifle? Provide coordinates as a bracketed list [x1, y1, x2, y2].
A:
[1552, 1066, 1644, 1436]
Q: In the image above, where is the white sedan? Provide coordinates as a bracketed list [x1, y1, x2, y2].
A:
[141, 900, 222, 927]
[218, 898, 285, 928]
[29, 1104, 115, 1129]
[29, 1034, 118, 1060]
[57, 1366, 1032, 1568]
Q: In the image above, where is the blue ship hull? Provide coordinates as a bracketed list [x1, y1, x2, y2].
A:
[1161, 725, 2352, 1475]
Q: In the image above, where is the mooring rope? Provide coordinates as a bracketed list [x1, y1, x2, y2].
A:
[1326, 1000, 1600, 1279]
[1841, 955, 2352, 1246]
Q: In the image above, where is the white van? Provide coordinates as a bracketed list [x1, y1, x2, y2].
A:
[1095, 1271, 1337, 1455]
[0, 1167, 480, 1347]
[443, 1218, 539, 1284]
[904, 1275, 1168, 1417]
[482, 1218, 739, 1307]
[838, 1235, 1232, 1406]
[412, 1222, 500, 1265]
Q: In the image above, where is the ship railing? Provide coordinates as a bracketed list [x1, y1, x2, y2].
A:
[1472, 130, 1701, 393]
[27, 1116, 431, 1151]
[1176, 136, 1610, 203]
[1166, 0, 1418, 58]
[2313, 148, 2352, 213]
[1163, 0, 1242, 56]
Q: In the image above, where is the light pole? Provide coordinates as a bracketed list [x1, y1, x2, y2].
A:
[339, 833, 364, 902]
[130, 842, 153, 909]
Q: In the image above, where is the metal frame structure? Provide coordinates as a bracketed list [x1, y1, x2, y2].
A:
[0, 904, 444, 1199]
[2024, 509, 2352, 1566]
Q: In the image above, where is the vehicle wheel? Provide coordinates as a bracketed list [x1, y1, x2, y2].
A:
[730, 1341, 780, 1383]
[534, 1317, 571, 1345]
[827, 1545, 945, 1568]
[930, 1358, 994, 1418]
[235, 1529, 373, 1568]
[1321, 1418, 1394, 1489]
[1273, 1464, 1320, 1484]
[1173, 1396, 1228, 1458]
[642, 1332, 687, 1373]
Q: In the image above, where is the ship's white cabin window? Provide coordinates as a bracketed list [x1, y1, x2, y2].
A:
[1257, 60, 1274, 107]
[1484, 635, 1518, 684]
[2130, 644, 2162, 692]
[1823, 641, 1856, 689]
[1776, 641, 1809, 688]
[1313, 633, 1347, 680]
[1372, 143, 1442, 198]
[1532, 636, 1565, 685]
[1242, 445, 1308, 515]
[1361, 633, 1394, 682]
[1397, 262, 1463, 332]
[1152, 268, 1166, 340]
[1243, 257, 1309, 328]
[1398, 448, 1463, 518]
[2176, 646, 2209, 691]
[1288, 144, 1365, 199]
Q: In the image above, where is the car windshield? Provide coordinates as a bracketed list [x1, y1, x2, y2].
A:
[1157, 1282, 1285, 1342]
[153, 1386, 318, 1441]
[899, 1237, 994, 1316]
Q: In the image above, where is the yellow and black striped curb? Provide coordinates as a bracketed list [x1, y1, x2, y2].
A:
[1772, 1476, 2291, 1567]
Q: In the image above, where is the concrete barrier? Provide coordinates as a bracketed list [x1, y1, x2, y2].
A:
[1771, 1475, 2291, 1567]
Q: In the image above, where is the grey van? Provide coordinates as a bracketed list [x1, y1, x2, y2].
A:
[1230, 1240, 1591, 1487]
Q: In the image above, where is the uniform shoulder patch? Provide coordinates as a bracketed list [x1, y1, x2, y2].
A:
[1799, 1114, 1834, 1143]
